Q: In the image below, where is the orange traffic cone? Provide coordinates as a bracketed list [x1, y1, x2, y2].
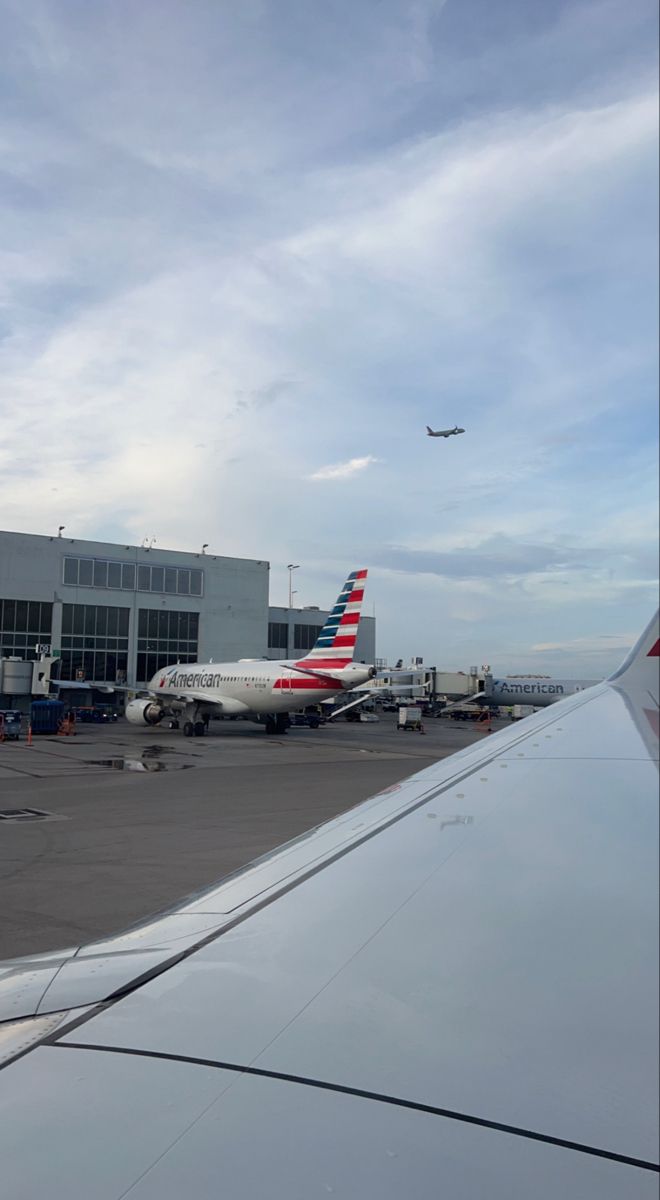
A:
[26, 723, 33, 746]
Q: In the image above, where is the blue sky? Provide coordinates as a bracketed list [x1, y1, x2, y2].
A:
[0, 0, 657, 674]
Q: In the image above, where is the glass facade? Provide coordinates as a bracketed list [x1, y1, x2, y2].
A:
[63, 556, 203, 597]
[60, 604, 129, 682]
[136, 609, 199, 683]
[0, 599, 53, 660]
[293, 623, 323, 651]
[268, 621, 288, 649]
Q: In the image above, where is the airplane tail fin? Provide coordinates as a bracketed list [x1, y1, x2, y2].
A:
[297, 570, 368, 667]
[426, 426, 433, 435]
[608, 610, 659, 699]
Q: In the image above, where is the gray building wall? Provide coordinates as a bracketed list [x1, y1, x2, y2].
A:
[268, 606, 376, 664]
[0, 530, 269, 687]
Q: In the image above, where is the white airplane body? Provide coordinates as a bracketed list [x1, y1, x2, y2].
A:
[426, 424, 465, 437]
[125, 569, 373, 736]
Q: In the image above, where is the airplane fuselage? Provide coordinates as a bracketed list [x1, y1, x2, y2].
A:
[485, 675, 598, 706]
[148, 658, 374, 716]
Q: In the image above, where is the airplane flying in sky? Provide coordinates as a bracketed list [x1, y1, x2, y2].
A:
[426, 424, 465, 438]
[0, 611, 657, 1196]
[124, 569, 374, 737]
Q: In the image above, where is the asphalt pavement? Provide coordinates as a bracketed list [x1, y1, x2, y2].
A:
[0, 713, 497, 958]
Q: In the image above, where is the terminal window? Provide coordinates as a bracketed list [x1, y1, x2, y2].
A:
[293, 623, 323, 651]
[268, 621, 288, 649]
[0, 599, 53, 660]
[136, 609, 199, 682]
[63, 556, 203, 597]
[60, 604, 129, 682]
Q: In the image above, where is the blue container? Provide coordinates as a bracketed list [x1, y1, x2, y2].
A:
[30, 699, 64, 734]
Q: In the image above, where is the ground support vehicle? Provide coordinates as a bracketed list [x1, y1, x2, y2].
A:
[0, 710, 21, 741]
[397, 706, 423, 731]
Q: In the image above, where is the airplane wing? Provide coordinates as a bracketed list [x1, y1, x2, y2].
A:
[0, 613, 657, 1197]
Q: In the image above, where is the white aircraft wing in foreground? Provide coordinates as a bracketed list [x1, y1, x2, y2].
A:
[0, 613, 658, 1197]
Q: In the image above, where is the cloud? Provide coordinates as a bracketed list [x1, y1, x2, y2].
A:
[0, 1, 656, 670]
[369, 538, 602, 581]
[307, 455, 381, 482]
[532, 633, 636, 655]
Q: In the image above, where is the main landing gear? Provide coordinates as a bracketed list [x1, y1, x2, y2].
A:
[265, 714, 290, 736]
[183, 720, 206, 738]
[179, 706, 209, 737]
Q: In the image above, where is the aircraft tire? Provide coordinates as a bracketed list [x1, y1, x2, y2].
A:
[183, 721, 194, 738]
[193, 721, 205, 737]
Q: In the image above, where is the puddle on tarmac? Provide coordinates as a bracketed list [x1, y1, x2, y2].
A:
[141, 745, 194, 757]
[86, 744, 200, 771]
[86, 758, 194, 772]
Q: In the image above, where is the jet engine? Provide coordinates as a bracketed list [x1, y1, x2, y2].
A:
[125, 699, 164, 726]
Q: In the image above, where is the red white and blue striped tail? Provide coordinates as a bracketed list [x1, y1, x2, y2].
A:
[296, 570, 368, 669]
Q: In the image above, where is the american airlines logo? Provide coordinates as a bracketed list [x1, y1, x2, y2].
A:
[495, 680, 566, 696]
[160, 669, 224, 689]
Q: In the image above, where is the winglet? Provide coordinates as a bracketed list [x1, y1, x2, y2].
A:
[608, 610, 659, 699]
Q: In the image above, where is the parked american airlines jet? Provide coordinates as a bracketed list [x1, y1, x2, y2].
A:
[486, 673, 598, 706]
[426, 424, 465, 438]
[125, 570, 374, 738]
[445, 671, 599, 714]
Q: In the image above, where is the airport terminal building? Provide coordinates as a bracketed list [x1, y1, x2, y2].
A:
[0, 531, 375, 699]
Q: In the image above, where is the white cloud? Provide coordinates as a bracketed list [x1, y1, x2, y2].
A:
[307, 455, 381, 482]
[0, 2, 657, 667]
[532, 633, 636, 655]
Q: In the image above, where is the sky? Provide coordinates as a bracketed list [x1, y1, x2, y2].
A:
[0, 0, 657, 675]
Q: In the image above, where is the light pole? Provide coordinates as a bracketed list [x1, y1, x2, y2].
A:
[287, 564, 300, 609]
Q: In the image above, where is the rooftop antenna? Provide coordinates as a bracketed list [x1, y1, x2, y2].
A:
[57, 525, 65, 537]
[202, 544, 208, 554]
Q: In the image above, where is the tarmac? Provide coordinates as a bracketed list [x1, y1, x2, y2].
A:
[0, 713, 497, 959]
